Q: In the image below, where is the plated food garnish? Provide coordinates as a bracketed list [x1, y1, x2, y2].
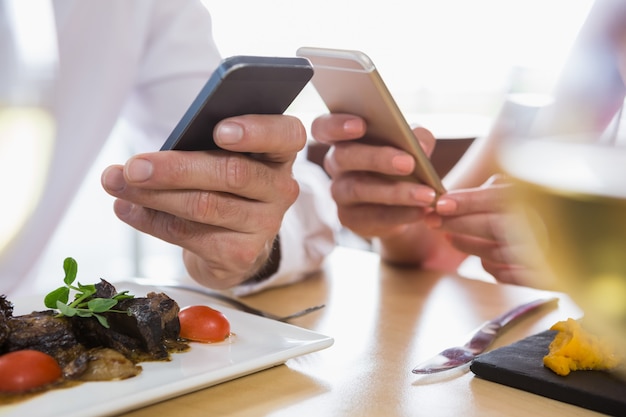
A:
[179, 305, 231, 343]
[0, 257, 231, 403]
[43, 257, 136, 328]
[543, 318, 624, 376]
[0, 350, 63, 393]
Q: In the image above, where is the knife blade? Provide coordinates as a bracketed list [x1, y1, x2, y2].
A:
[411, 296, 559, 375]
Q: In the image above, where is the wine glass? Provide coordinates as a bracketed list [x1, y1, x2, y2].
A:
[499, 133, 626, 378]
[0, 0, 57, 255]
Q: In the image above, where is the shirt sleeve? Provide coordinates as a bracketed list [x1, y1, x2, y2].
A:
[121, 0, 222, 152]
[230, 154, 340, 296]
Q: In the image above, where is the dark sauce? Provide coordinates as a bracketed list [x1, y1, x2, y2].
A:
[0, 338, 190, 405]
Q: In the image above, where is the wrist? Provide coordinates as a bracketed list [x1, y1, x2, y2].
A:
[241, 234, 281, 285]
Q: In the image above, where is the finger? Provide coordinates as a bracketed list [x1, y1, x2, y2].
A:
[412, 126, 437, 157]
[480, 258, 548, 288]
[331, 174, 436, 207]
[436, 211, 519, 243]
[323, 142, 416, 178]
[113, 197, 281, 251]
[480, 260, 533, 286]
[102, 161, 298, 230]
[435, 183, 511, 216]
[310, 113, 367, 144]
[103, 150, 296, 201]
[446, 233, 519, 266]
[113, 200, 272, 288]
[214, 114, 306, 159]
[112, 184, 286, 233]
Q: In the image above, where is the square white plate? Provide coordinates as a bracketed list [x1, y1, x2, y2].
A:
[1, 281, 333, 417]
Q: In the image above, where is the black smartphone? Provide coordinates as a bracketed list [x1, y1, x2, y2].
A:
[160, 55, 313, 151]
[296, 47, 445, 194]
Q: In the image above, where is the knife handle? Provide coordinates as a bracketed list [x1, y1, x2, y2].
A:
[490, 297, 558, 329]
[464, 297, 559, 354]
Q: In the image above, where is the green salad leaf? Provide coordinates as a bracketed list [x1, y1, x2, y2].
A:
[44, 257, 134, 328]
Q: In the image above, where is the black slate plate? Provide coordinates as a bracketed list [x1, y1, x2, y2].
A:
[470, 330, 626, 416]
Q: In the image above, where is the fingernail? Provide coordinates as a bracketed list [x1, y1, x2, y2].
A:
[412, 187, 437, 205]
[102, 166, 126, 192]
[343, 118, 364, 135]
[391, 155, 415, 175]
[436, 198, 457, 215]
[113, 199, 133, 217]
[126, 158, 153, 182]
[215, 121, 244, 144]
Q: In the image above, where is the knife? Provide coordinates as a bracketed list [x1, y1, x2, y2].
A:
[411, 296, 559, 374]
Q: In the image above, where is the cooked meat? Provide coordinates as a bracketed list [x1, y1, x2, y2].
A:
[0, 294, 13, 316]
[115, 291, 181, 353]
[2, 310, 89, 378]
[1, 279, 184, 387]
[70, 280, 182, 361]
[4, 310, 78, 354]
[93, 278, 117, 299]
[79, 347, 141, 381]
[0, 295, 12, 347]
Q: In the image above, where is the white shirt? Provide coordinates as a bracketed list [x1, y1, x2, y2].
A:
[0, 0, 338, 296]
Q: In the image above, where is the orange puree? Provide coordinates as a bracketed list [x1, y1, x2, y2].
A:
[543, 318, 622, 376]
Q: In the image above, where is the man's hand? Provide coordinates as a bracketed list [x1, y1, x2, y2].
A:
[101, 114, 305, 289]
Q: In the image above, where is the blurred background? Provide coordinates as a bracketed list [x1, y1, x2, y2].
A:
[208, 0, 593, 117]
[35, 0, 594, 284]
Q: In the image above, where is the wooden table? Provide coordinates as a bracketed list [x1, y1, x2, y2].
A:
[121, 246, 605, 417]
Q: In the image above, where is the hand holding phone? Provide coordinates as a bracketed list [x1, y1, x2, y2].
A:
[296, 47, 445, 194]
[161, 55, 313, 151]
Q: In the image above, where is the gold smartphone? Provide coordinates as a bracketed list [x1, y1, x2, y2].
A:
[296, 46, 445, 194]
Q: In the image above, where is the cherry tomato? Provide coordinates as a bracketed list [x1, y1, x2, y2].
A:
[178, 305, 231, 343]
[0, 350, 63, 393]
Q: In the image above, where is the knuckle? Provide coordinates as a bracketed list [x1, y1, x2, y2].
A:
[288, 117, 307, 151]
[223, 154, 252, 190]
[235, 244, 262, 269]
[330, 144, 357, 170]
[168, 155, 197, 182]
[282, 177, 300, 205]
[185, 191, 247, 227]
[162, 213, 192, 241]
[347, 181, 368, 204]
[188, 191, 221, 222]
[224, 238, 269, 274]
[489, 243, 516, 265]
[323, 153, 338, 178]
[330, 178, 366, 205]
[330, 179, 352, 204]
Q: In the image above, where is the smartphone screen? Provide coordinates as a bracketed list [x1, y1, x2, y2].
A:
[296, 47, 445, 194]
[161, 55, 313, 151]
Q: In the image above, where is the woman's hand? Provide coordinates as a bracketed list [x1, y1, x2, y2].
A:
[312, 113, 438, 239]
[426, 175, 541, 286]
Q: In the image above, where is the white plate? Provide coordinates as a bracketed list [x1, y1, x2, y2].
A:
[1, 281, 333, 417]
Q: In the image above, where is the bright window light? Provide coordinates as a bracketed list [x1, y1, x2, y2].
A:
[204, 0, 594, 117]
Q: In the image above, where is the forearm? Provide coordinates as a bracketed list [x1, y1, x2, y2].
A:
[533, 0, 626, 136]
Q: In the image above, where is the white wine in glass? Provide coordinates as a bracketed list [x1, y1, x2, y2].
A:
[0, 0, 57, 255]
[501, 137, 626, 375]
